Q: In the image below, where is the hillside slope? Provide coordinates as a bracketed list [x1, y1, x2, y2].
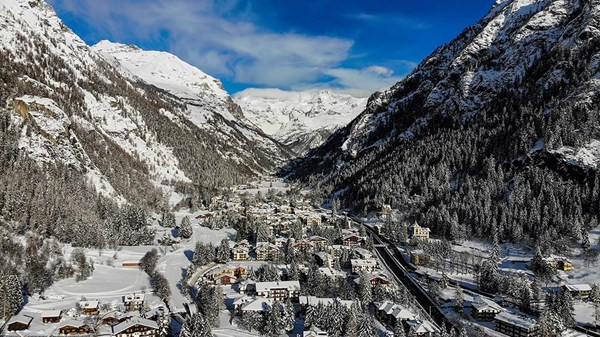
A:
[0, 0, 291, 245]
[287, 0, 600, 251]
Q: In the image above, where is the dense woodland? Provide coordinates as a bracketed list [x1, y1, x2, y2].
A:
[288, 1, 600, 253]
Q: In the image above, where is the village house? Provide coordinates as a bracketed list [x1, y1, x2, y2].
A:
[405, 320, 440, 337]
[563, 284, 592, 300]
[410, 223, 431, 240]
[316, 252, 336, 268]
[255, 242, 282, 261]
[239, 279, 257, 295]
[381, 204, 393, 218]
[293, 238, 315, 253]
[354, 272, 392, 288]
[543, 255, 574, 271]
[274, 237, 288, 249]
[58, 320, 94, 335]
[350, 259, 379, 273]
[122, 260, 141, 267]
[374, 301, 416, 326]
[352, 247, 374, 259]
[255, 280, 301, 301]
[232, 245, 249, 261]
[318, 267, 346, 280]
[494, 312, 538, 337]
[309, 236, 328, 250]
[6, 314, 33, 331]
[234, 265, 248, 278]
[471, 297, 503, 321]
[111, 317, 158, 337]
[41, 310, 62, 323]
[123, 293, 145, 311]
[410, 250, 431, 266]
[101, 312, 132, 326]
[342, 233, 364, 247]
[205, 267, 238, 285]
[79, 300, 100, 315]
[306, 215, 322, 227]
[237, 297, 282, 317]
[233, 296, 258, 315]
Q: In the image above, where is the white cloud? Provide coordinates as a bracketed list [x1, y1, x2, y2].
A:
[49, 0, 412, 97]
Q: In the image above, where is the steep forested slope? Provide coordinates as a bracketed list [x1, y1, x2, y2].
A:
[287, 0, 600, 251]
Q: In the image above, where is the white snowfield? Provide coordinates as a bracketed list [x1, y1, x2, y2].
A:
[235, 88, 366, 154]
[93, 40, 229, 102]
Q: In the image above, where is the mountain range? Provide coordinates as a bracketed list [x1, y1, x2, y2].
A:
[235, 88, 366, 155]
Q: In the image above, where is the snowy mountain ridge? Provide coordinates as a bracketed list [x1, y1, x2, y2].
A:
[0, 0, 292, 208]
[235, 88, 366, 154]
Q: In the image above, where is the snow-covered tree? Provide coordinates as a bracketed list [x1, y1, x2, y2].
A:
[156, 311, 172, 337]
[180, 216, 193, 239]
[216, 238, 230, 263]
[358, 274, 372, 308]
[161, 211, 176, 228]
[454, 285, 464, 313]
[0, 274, 23, 319]
[151, 273, 171, 304]
[140, 248, 159, 276]
[264, 301, 286, 337]
[180, 312, 212, 337]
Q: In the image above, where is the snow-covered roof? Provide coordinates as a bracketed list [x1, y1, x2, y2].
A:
[240, 298, 273, 312]
[112, 317, 158, 334]
[79, 300, 99, 308]
[350, 259, 378, 267]
[564, 284, 592, 292]
[58, 319, 88, 329]
[495, 312, 537, 329]
[406, 320, 439, 333]
[41, 310, 62, 318]
[374, 301, 415, 320]
[255, 280, 300, 293]
[8, 314, 33, 325]
[298, 296, 354, 308]
[124, 293, 146, 302]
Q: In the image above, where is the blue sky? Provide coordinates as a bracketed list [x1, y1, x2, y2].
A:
[49, 0, 495, 97]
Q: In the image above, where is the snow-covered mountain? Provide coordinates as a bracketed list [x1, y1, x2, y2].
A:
[235, 88, 366, 154]
[0, 0, 292, 208]
[287, 0, 600, 246]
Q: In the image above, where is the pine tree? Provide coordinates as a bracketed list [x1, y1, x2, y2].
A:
[216, 238, 230, 263]
[180, 216, 193, 239]
[358, 274, 372, 309]
[156, 311, 172, 337]
[356, 314, 375, 337]
[454, 285, 464, 313]
[283, 299, 295, 331]
[151, 273, 171, 305]
[264, 301, 285, 337]
[0, 274, 23, 319]
[559, 290, 575, 327]
[538, 309, 564, 337]
[180, 312, 213, 337]
[161, 211, 176, 228]
[140, 249, 159, 276]
[394, 318, 407, 337]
